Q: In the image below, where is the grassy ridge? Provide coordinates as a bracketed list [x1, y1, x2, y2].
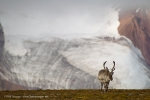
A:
[0, 89, 150, 100]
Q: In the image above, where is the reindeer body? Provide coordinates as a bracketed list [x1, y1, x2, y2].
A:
[98, 69, 111, 82]
[98, 61, 115, 93]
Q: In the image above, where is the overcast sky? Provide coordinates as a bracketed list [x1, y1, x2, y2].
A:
[0, 0, 149, 39]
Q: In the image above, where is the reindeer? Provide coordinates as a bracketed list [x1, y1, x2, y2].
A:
[98, 61, 115, 92]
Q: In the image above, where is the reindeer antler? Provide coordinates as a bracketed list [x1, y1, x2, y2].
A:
[103, 61, 107, 69]
[112, 61, 115, 71]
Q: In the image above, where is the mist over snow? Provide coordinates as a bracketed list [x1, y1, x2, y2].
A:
[0, 0, 120, 39]
[0, 0, 150, 89]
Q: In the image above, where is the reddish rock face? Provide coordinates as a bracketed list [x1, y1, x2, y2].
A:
[118, 8, 150, 66]
[0, 78, 28, 90]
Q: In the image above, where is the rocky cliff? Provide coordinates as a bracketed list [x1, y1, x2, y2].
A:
[118, 8, 150, 66]
[0, 23, 4, 58]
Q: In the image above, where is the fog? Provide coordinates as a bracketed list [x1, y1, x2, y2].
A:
[0, 0, 149, 38]
[0, 0, 118, 39]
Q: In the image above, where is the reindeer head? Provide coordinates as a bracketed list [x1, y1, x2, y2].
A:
[103, 61, 115, 81]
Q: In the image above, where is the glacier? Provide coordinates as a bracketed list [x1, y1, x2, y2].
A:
[1, 35, 150, 89]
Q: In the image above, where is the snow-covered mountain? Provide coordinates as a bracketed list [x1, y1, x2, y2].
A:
[0, 0, 150, 90]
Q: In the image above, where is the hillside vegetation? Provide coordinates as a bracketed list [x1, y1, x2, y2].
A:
[0, 89, 150, 100]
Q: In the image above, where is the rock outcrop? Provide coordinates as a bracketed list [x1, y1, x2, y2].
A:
[0, 23, 4, 58]
[118, 8, 150, 66]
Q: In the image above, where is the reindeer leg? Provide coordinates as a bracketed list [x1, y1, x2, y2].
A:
[105, 86, 108, 92]
[104, 87, 106, 93]
[104, 82, 107, 93]
[106, 82, 109, 92]
[105, 82, 109, 92]
[100, 82, 103, 92]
